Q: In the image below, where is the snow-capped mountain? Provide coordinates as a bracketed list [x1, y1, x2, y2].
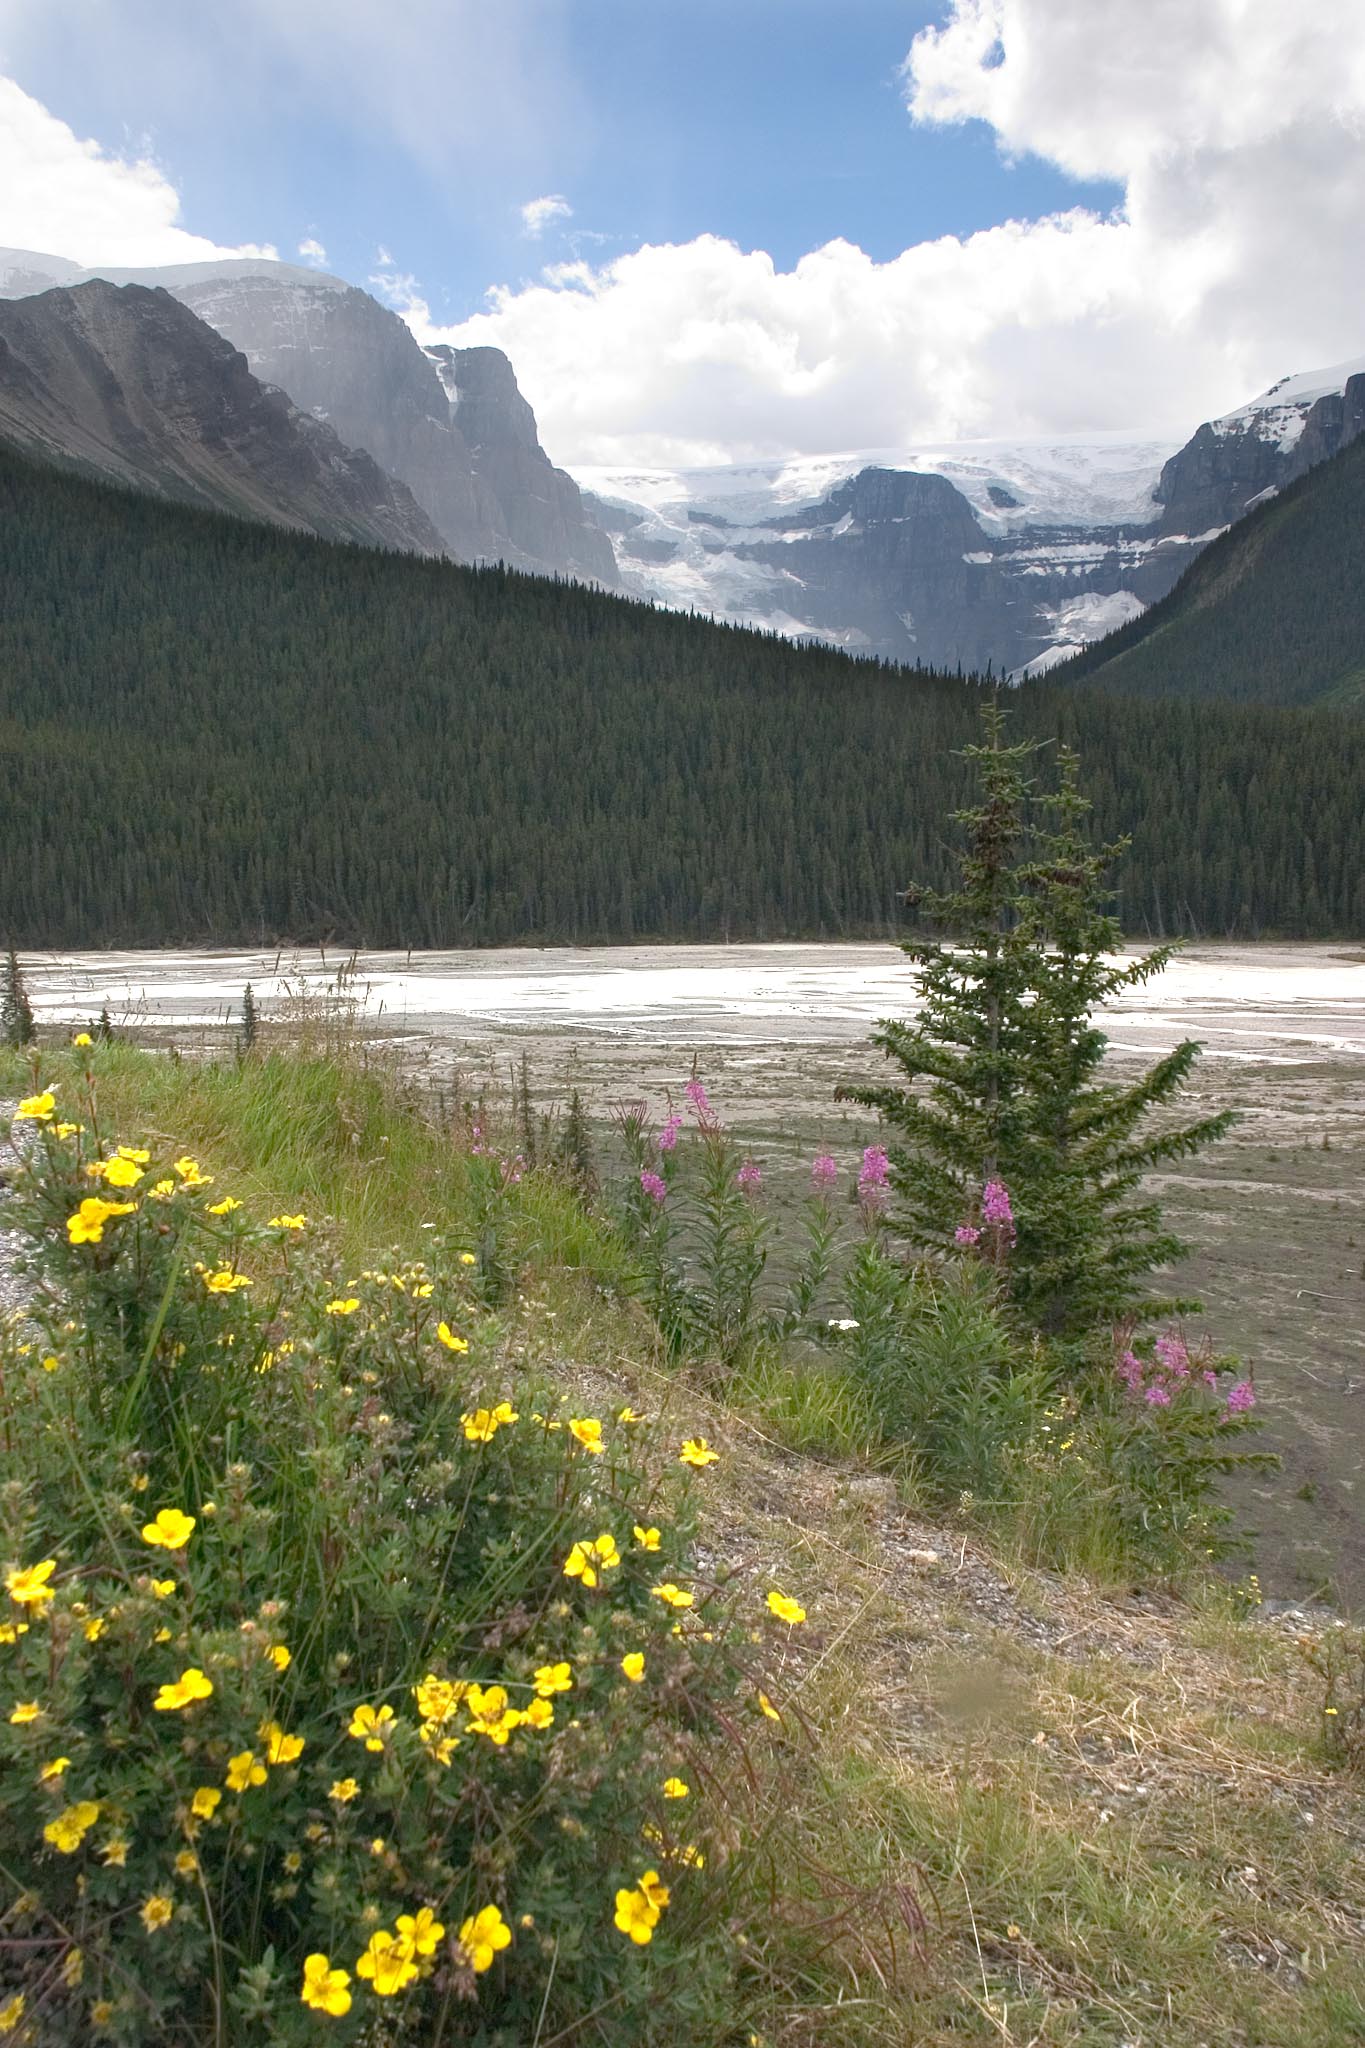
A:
[577, 362, 1365, 674]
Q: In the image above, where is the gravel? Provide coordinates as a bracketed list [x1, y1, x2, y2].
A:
[0, 1101, 32, 1317]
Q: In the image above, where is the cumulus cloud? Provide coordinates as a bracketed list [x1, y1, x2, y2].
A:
[410, 0, 1365, 467]
[297, 236, 329, 267]
[0, 75, 274, 267]
[520, 193, 572, 238]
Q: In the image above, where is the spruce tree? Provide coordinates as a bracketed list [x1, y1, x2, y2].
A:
[1, 950, 35, 1048]
[843, 709, 1234, 1338]
[240, 982, 259, 1053]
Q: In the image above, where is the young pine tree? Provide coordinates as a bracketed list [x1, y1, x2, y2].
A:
[1, 950, 35, 1049]
[842, 708, 1234, 1339]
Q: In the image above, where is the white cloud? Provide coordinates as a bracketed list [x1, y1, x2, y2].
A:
[0, 75, 274, 267]
[520, 193, 572, 238]
[297, 236, 328, 267]
[407, 0, 1365, 467]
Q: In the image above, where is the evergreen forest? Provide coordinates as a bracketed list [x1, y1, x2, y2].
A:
[1, 444, 1363, 949]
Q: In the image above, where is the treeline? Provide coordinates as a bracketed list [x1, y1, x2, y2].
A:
[0, 444, 1362, 948]
[1066, 430, 1365, 708]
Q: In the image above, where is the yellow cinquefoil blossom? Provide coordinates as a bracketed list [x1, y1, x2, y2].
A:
[10, 1702, 42, 1724]
[190, 1786, 222, 1820]
[355, 1930, 419, 1996]
[679, 1438, 720, 1467]
[225, 1751, 268, 1792]
[614, 1872, 668, 1945]
[632, 1524, 661, 1551]
[465, 1684, 524, 1745]
[396, 1907, 445, 1957]
[650, 1582, 694, 1610]
[533, 1662, 573, 1697]
[67, 1197, 136, 1245]
[621, 1652, 646, 1682]
[267, 1643, 291, 1671]
[617, 1405, 646, 1423]
[413, 1674, 467, 1723]
[153, 1667, 213, 1712]
[39, 1756, 70, 1780]
[436, 1322, 469, 1353]
[203, 1268, 252, 1293]
[87, 1156, 142, 1189]
[174, 1850, 198, 1878]
[116, 1147, 151, 1164]
[662, 1777, 690, 1800]
[141, 1508, 195, 1550]
[461, 1402, 518, 1443]
[140, 1895, 174, 1933]
[174, 1157, 212, 1187]
[347, 1703, 395, 1750]
[206, 1196, 241, 1216]
[329, 1778, 359, 1803]
[72, 1032, 93, 1047]
[301, 1954, 352, 2016]
[562, 1533, 620, 1589]
[43, 1801, 100, 1853]
[456, 1904, 512, 1973]
[6, 1559, 57, 1609]
[15, 1093, 55, 1122]
[766, 1590, 807, 1626]
[269, 1214, 307, 1230]
[83, 1616, 104, 1641]
[260, 1720, 305, 1765]
[567, 1416, 604, 1453]
[757, 1691, 782, 1723]
[325, 1297, 360, 1316]
[0, 1993, 25, 2033]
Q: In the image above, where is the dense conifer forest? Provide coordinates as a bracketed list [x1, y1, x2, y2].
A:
[1066, 431, 1365, 707]
[1, 444, 1362, 947]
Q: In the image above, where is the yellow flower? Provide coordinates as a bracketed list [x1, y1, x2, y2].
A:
[100, 1834, 129, 1867]
[301, 1953, 352, 2016]
[679, 1437, 719, 1467]
[15, 1092, 55, 1122]
[330, 1777, 360, 1803]
[456, 1904, 512, 1973]
[0, 1622, 27, 1644]
[6, 1559, 57, 1609]
[396, 1907, 445, 1957]
[39, 1756, 71, 1780]
[100, 1156, 143, 1189]
[154, 1666, 213, 1712]
[523, 1697, 555, 1730]
[617, 1405, 646, 1423]
[757, 1691, 782, 1724]
[92, 2000, 114, 2025]
[10, 1701, 42, 1724]
[465, 1684, 523, 1745]
[174, 1849, 198, 1878]
[766, 1590, 807, 1626]
[348, 1703, 394, 1750]
[140, 1894, 174, 1933]
[567, 1416, 604, 1454]
[174, 1157, 212, 1186]
[436, 1322, 469, 1353]
[354, 1930, 419, 1997]
[66, 1196, 135, 1244]
[639, 1869, 670, 1912]
[632, 1524, 661, 1551]
[325, 1297, 360, 1316]
[413, 1674, 467, 1724]
[269, 1213, 307, 1230]
[621, 1652, 646, 1683]
[150, 1578, 176, 1599]
[650, 1582, 694, 1610]
[0, 1994, 25, 2033]
[141, 1508, 195, 1550]
[83, 1616, 104, 1641]
[563, 1533, 620, 1589]
[420, 1724, 460, 1764]
[461, 1407, 502, 1444]
[206, 1196, 241, 1216]
[225, 1750, 267, 1792]
[533, 1661, 573, 1697]
[662, 1777, 690, 1800]
[203, 1268, 251, 1293]
[116, 1146, 151, 1164]
[260, 1720, 305, 1765]
[54, 1123, 83, 1139]
[72, 1033, 94, 1047]
[43, 1800, 100, 1853]
[267, 1643, 291, 1671]
[459, 1251, 477, 1265]
[613, 1884, 661, 1945]
[61, 1946, 83, 1988]
[190, 1786, 222, 1820]
[147, 1179, 176, 1200]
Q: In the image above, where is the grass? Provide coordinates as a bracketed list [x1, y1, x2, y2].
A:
[5, 1038, 1364, 2044]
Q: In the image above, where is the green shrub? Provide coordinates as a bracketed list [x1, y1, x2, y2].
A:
[0, 1060, 835, 2045]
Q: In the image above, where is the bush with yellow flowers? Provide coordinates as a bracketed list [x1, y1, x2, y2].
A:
[0, 1071, 810, 2044]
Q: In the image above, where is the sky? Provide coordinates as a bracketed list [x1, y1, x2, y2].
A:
[1, 0, 1364, 468]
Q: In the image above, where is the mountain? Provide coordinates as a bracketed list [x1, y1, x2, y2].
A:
[2, 439, 1362, 948]
[0, 280, 444, 551]
[0, 247, 616, 585]
[1063, 430, 1365, 708]
[576, 362, 1365, 675]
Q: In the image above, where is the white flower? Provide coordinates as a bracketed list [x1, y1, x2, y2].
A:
[827, 1318, 861, 1332]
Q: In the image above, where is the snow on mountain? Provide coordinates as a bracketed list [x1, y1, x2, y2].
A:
[1212, 355, 1365, 452]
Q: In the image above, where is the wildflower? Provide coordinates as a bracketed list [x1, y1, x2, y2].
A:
[736, 1158, 762, 1192]
[92, 2001, 114, 2025]
[174, 1850, 198, 1878]
[115, 1145, 150, 1163]
[621, 1652, 646, 1682]
[633, 1524, 662, 1551]
[534, 1661, 573, 1696]
[348, 1703, 395, 1750]
[662, 1777, 690, 1799]
[1226, 1381, 1257, 1414]
[141, 1508, 195, 1549]
[684, 1077, 714, 1123]
[44, 1800, 100, 1853]
[459, 1251, 477, 1265]
[190, 1786, 222, 1820]
[66, 1196, 135, 1245]
[355, 1930, 419, 1996]
[465, 1684, 523, 1744]
[563, 1534, 620, 1588]
[268, 1643, 291, 1671]
[0, 1995, 24, 2034]
[766, 1590, 806, 1626]
[0, 1622, 27, 1643]
[6, 1559, 57, 1609]
[100, 1834, 129, 1867]
[269, 1214, 308, 1230]
[1145, 1384, 1172, 1407]
[568, 1416, 604, 1453]
[62, 1947, 83, 1987]
[225, 1751, 268, 1792]
[15, 1092, 55, 1121]
[857, 1144, 890, 1209]
[88, 1155, 142, 1189]
[140, 1895, 174, 1934]
[260, 1720, 305, 1765]
[651, 1582, 694, 1610]
[301, 1953, 352, 2016]
[40, 1756, 70, 1780]
[617, 1405, 645, 1423]
[206, 1196, 241, 1216]
[413, 1674, 467, 1723]
[83, 1616, 104, 1641]
[55, 1122, 83, 1138]
[174, 1157, 212, 1187]
[456, 1904, 512, 1973]
[757, 1691, 782, 1723]
[330, 1778, 360, 1803]
[72, 1031, 94, 1046]
[810, 1152, 840, 1191]
[150, 1578, 176, 1598]
[325, 1297, 360, 1316]
[462, 1406, 505, 1444]
[679, 1437, 719, 1467]
[955, 1224, 982, 1247]
[639, 1168, 668, 1204]
[396, 1907, 445, 1957]
[203, 1267, 251, 1293]
[147, 1179, 176, 1200]
[981, 1179, 1016, 1244]
[154, 1667, 214, 1711]
[435, 1322, 471, 1356]
[827, 1317, 860, 1332]
[614, 1880, 662, 1944]
[10, 1701, 42, 1724]
[523, 1696, 555, 1729]
[656, 1114, 683, 1152]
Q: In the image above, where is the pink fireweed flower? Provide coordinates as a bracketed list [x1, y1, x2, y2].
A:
[857, 1145, 890, 1210]
[1117, 1350, 1145, 1391]
[1154, 1334, 1191, 1377]
[981, 1180, 1015, 1240]
[1144, 1384, 1172, 1407]
[810, 1153, 839, 1192]
[639, 1169, 667, 1205]
[955, 1224, 981, 1248]
[656, 1115, 683, 1153]
[684, 1078, 715, 1124]
[1225, 1381, 1257, 1414]
[736, 1159, 762, 1193]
